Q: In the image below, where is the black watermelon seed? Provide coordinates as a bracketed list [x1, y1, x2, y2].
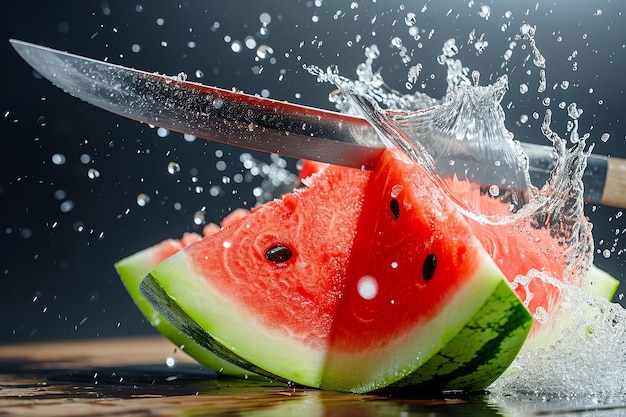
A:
[389, 198, 400, 219]
[265, 244, 293, 263]
[422, 253, 437, 281]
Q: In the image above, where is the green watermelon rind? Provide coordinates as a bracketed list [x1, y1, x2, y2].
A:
[382, 279, 533, 393]
[114, 242, 252, 377]
[320, 252, 533, 393]
[584, 264, 620, 300]
[140, 247, 533, 393]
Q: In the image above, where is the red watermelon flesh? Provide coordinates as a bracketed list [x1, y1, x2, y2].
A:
[141, 147, 533, 393]
[184, 164, 369, 350]
[298, 160, 609, 338]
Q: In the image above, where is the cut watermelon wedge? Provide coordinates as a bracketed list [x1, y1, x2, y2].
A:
[139, 148, 534, 393]
[584, 265, 620, 299]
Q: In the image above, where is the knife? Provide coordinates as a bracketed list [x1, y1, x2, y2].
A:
[9, 39, 626, 208]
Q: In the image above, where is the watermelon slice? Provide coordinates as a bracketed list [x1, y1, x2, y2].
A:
[139, 148, 534, 393]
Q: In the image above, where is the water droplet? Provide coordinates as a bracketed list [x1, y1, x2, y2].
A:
[534, 306, 549, 324]
[193, 211, 205, 225]
[60, 200, 75, 213]
[357, 275, 378, 300]
[519, 83, 528, 94]
[157, 128, 170, 138]
[167, 162, 180, 174]
[390, 184, 404, 198]
[216, 160, 227, 171]
[256, 44, 274, 59]
[489, 184, 500, 197]
[212, 98, 224, 109]
[538, 69, 546, 93]
[210, 186, 223, 197]
[87, 168, 100, 179]
[478, 4, 491, 20]
[231, 41, 242, 53]
[57, 21, 70, 34]
[52, 153, 66, 165]
[136, 193, 150, 207]
[259, 12, 272, 25]
[405, 12, 416, 26]
[601, 132, 610, 142]
[408, 63, 422, 84]
[245, 36, 257, 50]
[165, 356, 177, 368]
[567, 102, 584, 119]
[474, 40, 488, 54]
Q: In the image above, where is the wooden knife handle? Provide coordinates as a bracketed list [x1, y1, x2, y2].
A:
[601, 157, 626, 208]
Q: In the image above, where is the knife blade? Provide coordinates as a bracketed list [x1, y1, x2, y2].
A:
[9, 39, 626, 208]
[9, 39, 382, 169]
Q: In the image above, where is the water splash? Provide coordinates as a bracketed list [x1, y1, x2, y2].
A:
[491, 274, 626, 397]
[308, 30, 625, 397]
[311, 55, 535, 222]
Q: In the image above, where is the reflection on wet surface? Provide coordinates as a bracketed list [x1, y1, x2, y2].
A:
[0, 337, 625, 416]
[0, 371, 492, 416]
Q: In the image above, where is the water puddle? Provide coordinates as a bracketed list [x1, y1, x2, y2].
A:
[1, 352, 623, 417]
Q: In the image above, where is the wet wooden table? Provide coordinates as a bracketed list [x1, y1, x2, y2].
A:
[0, 336, 624, 416]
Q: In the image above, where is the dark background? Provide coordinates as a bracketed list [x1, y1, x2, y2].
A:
[2, 0, 625, 344]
